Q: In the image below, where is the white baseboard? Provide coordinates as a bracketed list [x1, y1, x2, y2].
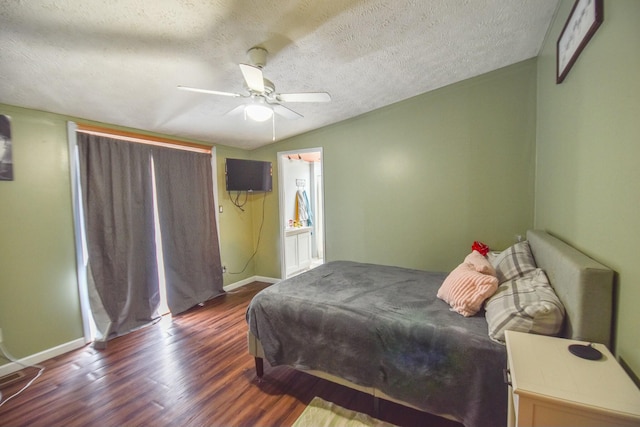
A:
[0, 338, 86, 378]
[224, 275, 279, 291]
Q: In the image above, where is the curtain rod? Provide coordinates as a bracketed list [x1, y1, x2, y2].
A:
[76, 124, 212, 154]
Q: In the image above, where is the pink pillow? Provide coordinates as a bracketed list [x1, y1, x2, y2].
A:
[437, 263, 499, 317]
[464, 250, 497, 276]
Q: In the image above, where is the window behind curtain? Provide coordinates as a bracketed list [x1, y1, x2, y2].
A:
[76, 131, 223, 345]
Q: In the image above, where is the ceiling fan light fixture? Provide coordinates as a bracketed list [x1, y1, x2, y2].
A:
[245, 104, 273, 122]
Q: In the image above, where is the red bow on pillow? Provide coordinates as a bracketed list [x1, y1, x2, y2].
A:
[471, 241, 490, 256]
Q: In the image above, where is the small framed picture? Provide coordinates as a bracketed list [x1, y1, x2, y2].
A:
[0, 114, 13, 181]
[556, 0, 604, 84]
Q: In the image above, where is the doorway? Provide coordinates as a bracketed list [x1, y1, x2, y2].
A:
[278, 148, 325, 279]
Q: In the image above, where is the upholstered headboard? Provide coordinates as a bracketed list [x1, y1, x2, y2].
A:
[527, 230, 614, 348]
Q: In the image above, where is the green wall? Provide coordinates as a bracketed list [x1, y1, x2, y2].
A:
[216, 146, 267, 283]
[0, 107, 82, 357]
[254, 59, 538, 274]
[535, 0, 640, 376]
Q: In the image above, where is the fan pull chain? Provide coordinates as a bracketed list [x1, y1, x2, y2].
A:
[272, 113, 276, 141]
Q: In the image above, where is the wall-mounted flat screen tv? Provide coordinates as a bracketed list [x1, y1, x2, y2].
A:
[225, 158, 272, 192]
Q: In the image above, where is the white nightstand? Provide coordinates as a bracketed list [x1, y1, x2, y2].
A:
[505, 330, 640, 427]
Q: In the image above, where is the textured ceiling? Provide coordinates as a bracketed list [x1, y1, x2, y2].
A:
[0, 0, 559, 150]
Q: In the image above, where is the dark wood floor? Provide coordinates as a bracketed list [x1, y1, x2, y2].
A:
[0, 282, 462, 427]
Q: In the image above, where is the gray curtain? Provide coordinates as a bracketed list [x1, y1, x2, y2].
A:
[77, 134, 160, 345]
[152, 146, 224, 314]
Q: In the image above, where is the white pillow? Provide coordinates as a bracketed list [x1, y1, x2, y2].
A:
[485, 268, 565, 344]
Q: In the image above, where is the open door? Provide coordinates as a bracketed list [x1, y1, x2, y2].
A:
[277, 148, 325, 279]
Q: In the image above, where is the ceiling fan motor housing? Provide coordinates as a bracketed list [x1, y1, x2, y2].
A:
[247, 47, 268, 69]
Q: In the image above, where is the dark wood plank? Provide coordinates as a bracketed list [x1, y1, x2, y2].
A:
[0, 282, 462, 427]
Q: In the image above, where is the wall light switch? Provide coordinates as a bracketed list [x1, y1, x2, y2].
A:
[219, 205, 223, 214]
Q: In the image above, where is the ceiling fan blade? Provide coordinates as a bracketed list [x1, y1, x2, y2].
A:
[239, 64, 265, 93]
[273, 104, 303, 120]
[278, 92, 331, 103]
[177, 85, 242, 97]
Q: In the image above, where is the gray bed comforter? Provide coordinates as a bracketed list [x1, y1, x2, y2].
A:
[246, 261, 507, 427]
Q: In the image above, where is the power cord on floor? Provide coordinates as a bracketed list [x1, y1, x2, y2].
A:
[0, 341, 45, 408]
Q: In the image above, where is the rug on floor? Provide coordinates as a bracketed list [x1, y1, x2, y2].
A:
[291, 396, 398, 427]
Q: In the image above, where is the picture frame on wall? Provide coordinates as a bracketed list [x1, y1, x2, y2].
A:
[556, 0, 604, 84]
[0, 114, 13, 181]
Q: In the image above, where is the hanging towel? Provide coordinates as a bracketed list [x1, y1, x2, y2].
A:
[296, 189, 312, 226]
[303, 190, 313, 226]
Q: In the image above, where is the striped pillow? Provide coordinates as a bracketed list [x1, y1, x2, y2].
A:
[492, 241, 537, 283]
[437, 263, 498, 317]
[485, 268, 565, 344]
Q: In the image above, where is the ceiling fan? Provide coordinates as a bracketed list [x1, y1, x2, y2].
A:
[178, 47, 331, 122]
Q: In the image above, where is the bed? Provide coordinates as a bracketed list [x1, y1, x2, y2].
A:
[246, 230, 614, 427]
